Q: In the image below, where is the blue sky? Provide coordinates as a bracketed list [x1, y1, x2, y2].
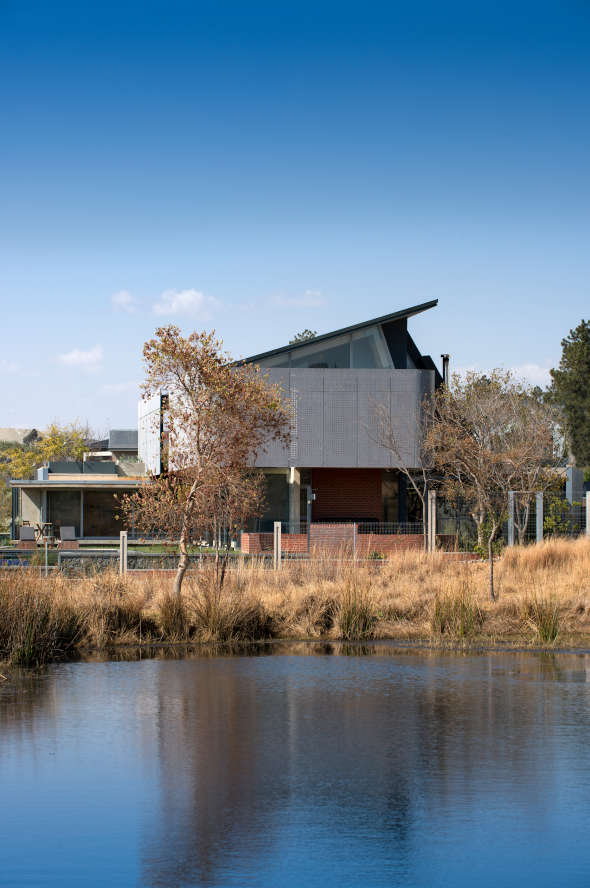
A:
[2, 1, 589, 431]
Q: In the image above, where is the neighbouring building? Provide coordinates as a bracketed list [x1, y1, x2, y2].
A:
[10, 429, 144, 540]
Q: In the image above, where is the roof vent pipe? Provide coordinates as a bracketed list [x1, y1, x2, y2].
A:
[441, 354, 450, 386]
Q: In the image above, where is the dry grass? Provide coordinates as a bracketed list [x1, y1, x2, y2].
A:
[2, 536, 590, 665]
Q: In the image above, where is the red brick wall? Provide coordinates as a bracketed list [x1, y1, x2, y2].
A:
[311, 469, 382, 521]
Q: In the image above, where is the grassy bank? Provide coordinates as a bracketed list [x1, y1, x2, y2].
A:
[2, 537, 590, 667]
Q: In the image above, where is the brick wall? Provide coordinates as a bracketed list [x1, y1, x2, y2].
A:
[311, 469, 382, 521]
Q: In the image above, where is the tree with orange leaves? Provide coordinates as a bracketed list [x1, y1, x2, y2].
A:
[123, 326, 290, 596]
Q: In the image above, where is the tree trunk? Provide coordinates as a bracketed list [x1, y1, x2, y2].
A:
[174, 528, 190, 598]
[173, 478, 200, 598]
[516, 501, 530, 545]
[475, 511, 485, 549]
[487, 521, 498, 601]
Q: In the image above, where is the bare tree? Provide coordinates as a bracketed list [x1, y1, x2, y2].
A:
[122, 326, 290, 596]
[424, 370, 561, 599]
[369, 400, 432, 550]
[507, 390, 562, 543]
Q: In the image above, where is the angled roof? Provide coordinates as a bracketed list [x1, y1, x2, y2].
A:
[242, 299, 438, 364]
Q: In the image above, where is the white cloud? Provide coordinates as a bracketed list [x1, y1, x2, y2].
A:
[452, 362, 553, 388]
[509, 363, 553, 387]
[100, 380, 139, 394]
[152, 288, 219, 317]
[0, 358, 18, 374]
[58, 344, 103, 370]
[271, 289, 325, 309]
[112, 289, 139, 313]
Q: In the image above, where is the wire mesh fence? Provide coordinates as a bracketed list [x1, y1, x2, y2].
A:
[2, 490, 588, 573]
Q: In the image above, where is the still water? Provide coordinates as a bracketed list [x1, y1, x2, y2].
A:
[2, 643, 590, 887]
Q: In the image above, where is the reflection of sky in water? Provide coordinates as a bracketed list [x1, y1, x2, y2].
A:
[2, 648, 590, 887]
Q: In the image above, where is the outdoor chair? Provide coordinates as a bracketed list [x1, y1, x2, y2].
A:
[58, 526, 79, 550]
[18, 526, 37, 550]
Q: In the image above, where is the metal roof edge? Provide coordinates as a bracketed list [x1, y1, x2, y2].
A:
[240, 299, 438, 364]
[10, 478, 143, 488]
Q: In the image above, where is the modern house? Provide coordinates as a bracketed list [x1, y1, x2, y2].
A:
[241, 299, 443, 530]
[10, 430, 144, 541]
[138, 299, 444, 536]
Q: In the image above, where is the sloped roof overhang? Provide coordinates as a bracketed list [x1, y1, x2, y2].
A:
[241, 299, 438, 364]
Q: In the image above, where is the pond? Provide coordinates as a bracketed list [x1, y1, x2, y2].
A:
[2, 643, 590, 887]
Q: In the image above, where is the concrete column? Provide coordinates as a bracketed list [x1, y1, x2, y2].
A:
[288, 467, 300, 532]
[536, 492, 543, 543]
[273, 521, 282, 570]
[80, 490, 84, 539]
[119, 530, 128, 575]
[427, 489, 437, 553]
[507, 491, 515, 546]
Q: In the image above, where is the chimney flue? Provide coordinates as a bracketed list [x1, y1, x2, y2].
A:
[441, 354, 450, 386]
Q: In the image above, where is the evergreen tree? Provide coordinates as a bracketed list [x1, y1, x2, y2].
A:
[549, 320, 590, 466]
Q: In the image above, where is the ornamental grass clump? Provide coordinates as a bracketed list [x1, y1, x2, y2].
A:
[336, 572, 377, 640]
[431, 576, 483, 640]
[158, 590, 189, 640]
[0, 571, 80, 667]
[83, 572, 152, 648]
[185, 568, 271, 642]
[525, 598, 560, 644]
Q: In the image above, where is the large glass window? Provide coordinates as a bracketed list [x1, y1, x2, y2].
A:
[290, 340, 350, 369]
[84, 490, 123, 537]
[47, 490, 81, 536]
[382, 470, 399, 523]
[257, 325, 392, 369]
[351, 327, 393, 369]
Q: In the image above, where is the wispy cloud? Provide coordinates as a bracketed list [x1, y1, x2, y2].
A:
[509, 363, 553, 387]
[58, 344, 103, 371]
[271, 289, 325, 309]
[100, 380, 139, 394]
[152, 288, 219, 318]
[112, 289, 139, 314]
[0, 358, 18, 374]
[453, 362, 554, 388]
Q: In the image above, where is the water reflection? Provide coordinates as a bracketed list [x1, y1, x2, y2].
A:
[2, 647, 590, 888]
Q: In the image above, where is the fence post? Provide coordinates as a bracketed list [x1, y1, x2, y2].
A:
[427, 490, 437, 553]
[119, 530, 128, 575]
[273, 521, 282, 570]
[507, 491, 515, 546]
[536, 492, 544, 543]
[586, 491, 590, 537]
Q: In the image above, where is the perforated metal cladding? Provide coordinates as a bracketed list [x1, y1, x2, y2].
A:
[254, 369, 435, 469]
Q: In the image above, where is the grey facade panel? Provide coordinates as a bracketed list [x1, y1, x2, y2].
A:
[109, 429, 138, 451]
[255, 369, 434, 469]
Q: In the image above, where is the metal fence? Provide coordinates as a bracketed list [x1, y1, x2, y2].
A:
[2, 490, 589, 573]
